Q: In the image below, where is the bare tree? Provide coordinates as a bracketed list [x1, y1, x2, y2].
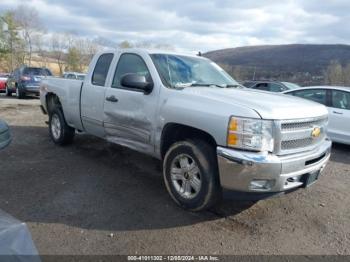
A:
[32, 33, 47, 67]
[343, 64, 350, 86]
[14, 5, 43, 66]
[50, 34, 69, 75]
[325, 60, 344, 86]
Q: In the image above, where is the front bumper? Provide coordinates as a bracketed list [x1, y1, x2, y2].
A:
[217, 139, 332, 193]
[0, 126, 11, 150]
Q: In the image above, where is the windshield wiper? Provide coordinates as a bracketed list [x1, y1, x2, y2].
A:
[173, 83, 242, 89]
[226, 84, 244, 88]
[190, 83, 225, 88]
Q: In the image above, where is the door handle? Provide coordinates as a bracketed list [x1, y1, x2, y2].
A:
[106, 95, 119, 102]
[333, 111, 343, 115]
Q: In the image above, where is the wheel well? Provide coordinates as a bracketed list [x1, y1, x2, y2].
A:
[160, 123, 217, 159]
[46, 93, 62, 115]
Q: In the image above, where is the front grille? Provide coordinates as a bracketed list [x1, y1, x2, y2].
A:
[276, 116, 328, 155]
[281, 118, 326, 131]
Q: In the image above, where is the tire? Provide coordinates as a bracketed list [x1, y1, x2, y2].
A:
[163, 139, 222, 211]
[16, 85, 25, 99]
[5, 85, 12, 96]
[49, 108, 75, 145]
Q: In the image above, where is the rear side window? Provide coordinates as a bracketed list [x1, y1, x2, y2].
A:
[92, 53, 114, 86]
[331, 90, 350, 110]
[253, 83, 269, 91]
[112, 53, 152, 88]
[23, 68, 52, 76]
[290, 89, 327, 105]
[268, 83, 285, 92]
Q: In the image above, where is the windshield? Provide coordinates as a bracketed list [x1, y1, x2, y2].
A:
[282, 82, 300, 90]
[151, 54, 239, 88]
[23, 68, 52, 76]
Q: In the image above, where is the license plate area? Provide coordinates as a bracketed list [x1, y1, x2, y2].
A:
[302, 170, 321, 187]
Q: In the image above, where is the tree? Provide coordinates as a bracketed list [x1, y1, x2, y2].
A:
[14, 5, 43, 66]
[66, 47, 80, 72]
[343, 64, 350, 86]
[325, 60, 344, 86]
[0, 11, 26, 71]
[73, 37, 100, 72]
[118, 40, 133, 49]
[50, 34, 70, 75]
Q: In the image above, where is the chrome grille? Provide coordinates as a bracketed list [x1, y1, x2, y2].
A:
[281, 118, 326, 131]
[275, 116, 328, 155]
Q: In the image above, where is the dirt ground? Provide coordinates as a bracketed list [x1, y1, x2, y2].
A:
[0, 95, 349, 255]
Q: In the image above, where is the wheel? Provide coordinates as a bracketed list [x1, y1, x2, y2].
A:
[15, 85, 25, 99]
[163, 139, 221, 211]
[49, 108, 75, 145]
[5, 85, 12, 96]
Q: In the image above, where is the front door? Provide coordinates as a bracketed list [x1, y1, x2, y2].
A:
[328, 89, 350, 143]
[103, 53, 158, 154]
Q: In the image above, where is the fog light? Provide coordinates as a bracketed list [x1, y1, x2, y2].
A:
[250, 179, 275, 191]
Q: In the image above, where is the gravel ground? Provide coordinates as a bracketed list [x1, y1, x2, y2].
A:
[0, 95, 349, 255]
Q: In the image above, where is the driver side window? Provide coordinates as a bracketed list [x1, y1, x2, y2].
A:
[332, 90, 350, 110]
[112, 53, 152, 89]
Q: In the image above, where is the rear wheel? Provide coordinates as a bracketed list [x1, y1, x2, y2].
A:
[49, 108, 75, 145]
[16, 85, 25, 99]
[163, 140, 221, 211]
[5, 85, 12, 96]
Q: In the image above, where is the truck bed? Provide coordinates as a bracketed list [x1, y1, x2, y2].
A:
[41, 77, 84, 130]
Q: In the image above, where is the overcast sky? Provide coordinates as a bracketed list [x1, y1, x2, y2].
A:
[1, 0, 349, 52]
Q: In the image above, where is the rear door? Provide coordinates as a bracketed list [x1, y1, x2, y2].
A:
[328, 89, 350, 143]
[103, 52, 158, 154]
[80, 53, 114, 137]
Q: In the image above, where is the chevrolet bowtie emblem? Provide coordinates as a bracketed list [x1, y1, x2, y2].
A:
[311, 127, 321, 138]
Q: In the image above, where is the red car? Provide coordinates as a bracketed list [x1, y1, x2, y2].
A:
[0, 73, 10, 93]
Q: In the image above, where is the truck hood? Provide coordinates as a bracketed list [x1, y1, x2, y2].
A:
[181, 87, 328, 120]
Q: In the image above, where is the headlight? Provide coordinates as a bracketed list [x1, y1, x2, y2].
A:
[227, 117, 274, 152]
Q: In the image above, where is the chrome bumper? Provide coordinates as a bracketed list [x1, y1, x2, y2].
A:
[217, 139, 332, 193]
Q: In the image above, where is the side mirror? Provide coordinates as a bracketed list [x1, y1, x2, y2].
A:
[0, 120, 11, 150]
[121, 73, 153, 94]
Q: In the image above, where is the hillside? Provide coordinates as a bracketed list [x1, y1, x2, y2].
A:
[204, 44, 350, 85]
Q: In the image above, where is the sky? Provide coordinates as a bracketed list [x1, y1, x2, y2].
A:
[0, 0, 349, 52]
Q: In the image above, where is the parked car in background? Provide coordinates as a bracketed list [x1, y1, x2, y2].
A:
[242, 80, 300, 92]
[40, 49, 331, 211]
[0, 119, 11, 150]
[62, 72, 86, 80]
[0, 73, 10, 93]
[6, 66, 52, 99]
[283, 86, 350, 145]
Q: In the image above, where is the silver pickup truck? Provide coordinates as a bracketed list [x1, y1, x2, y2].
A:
[40, 49, 332, 211]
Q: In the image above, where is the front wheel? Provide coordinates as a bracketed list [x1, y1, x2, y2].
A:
[49, 108, 75, 145]
[163, 140, 221, 211]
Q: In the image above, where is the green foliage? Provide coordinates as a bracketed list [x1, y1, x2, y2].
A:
[119, 40, 133, 49]
[66, 47, 80, 72]
[0, 11, 26, 71]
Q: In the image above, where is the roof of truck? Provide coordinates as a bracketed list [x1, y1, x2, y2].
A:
[102, 48, 205, 59]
